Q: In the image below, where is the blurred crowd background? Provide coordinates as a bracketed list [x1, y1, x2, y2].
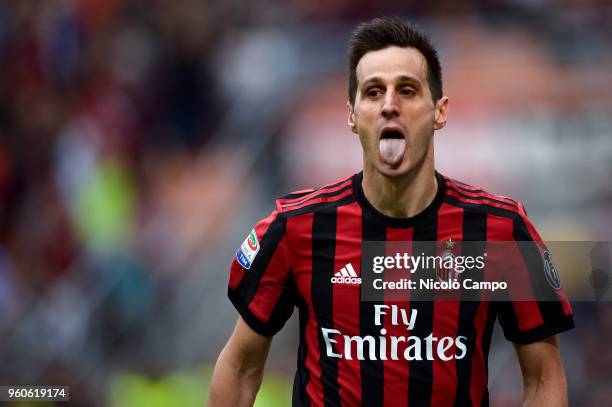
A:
[1, 0, 611, 406]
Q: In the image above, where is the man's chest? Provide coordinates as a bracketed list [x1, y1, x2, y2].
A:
[285, 214, 499, 343]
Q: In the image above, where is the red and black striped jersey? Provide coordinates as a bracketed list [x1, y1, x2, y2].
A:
[228, 171, 574, 407]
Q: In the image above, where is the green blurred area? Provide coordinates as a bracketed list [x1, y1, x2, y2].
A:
[74, 158, 136, 251]
[109, 367, 292, 407]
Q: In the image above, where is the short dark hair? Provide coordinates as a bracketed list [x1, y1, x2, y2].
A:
[348, 16, 443, 105]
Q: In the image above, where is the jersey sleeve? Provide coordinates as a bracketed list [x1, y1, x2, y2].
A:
[496, 202, 575, 344]
[227, 209, 296, 336]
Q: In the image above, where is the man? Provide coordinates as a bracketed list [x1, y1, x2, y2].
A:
[208, 17, 574, 406]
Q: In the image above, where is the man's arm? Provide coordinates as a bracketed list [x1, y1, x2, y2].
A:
[207, 317, 273, 407]
[514, 335, 568, 407]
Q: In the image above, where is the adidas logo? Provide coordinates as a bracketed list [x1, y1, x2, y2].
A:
[331, 263, 362, 285]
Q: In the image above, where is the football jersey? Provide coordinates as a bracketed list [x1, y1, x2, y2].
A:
[228, 171, 574, 407]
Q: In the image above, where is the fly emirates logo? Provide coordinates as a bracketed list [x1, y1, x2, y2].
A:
[321, 305, 467, 361]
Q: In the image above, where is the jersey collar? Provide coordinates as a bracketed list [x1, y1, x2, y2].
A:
[353, 170, 447, 228]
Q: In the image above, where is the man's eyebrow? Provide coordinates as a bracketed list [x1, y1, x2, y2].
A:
[360, 77, 384, 88]
[395, 75, 421, 87]
[360, 75, 422, 89]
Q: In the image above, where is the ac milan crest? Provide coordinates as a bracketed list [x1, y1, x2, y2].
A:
[436, 238, 461, 283]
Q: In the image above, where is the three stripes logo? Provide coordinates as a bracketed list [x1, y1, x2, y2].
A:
[331, 263, 361, 285]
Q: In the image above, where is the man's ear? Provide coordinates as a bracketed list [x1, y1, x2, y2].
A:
[433, 96, 449, 130]
[347, 101, 358, 134]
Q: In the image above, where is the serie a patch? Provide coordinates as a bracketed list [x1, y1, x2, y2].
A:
[236, 228, 260, 269]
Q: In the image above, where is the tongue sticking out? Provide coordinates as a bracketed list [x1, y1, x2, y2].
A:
[379, 138, 406, 166]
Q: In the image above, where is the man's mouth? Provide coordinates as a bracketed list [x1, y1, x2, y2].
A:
[379, 128, 407, 167]
[380, 129, 405, 140]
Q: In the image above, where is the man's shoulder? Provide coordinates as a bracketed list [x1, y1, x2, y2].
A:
[274, 174, 357, 217]
[442, 174, 528, 219]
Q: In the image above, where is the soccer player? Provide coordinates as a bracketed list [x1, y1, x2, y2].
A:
[207, 17, 574, 407]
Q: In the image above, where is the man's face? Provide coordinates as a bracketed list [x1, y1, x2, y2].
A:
[348, 46, 448, 178]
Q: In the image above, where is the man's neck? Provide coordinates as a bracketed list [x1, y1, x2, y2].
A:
[362, 162, 438, 219]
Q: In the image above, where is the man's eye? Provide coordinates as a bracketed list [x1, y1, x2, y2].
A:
[367, 89, 381, 98]
[400, 88, 415, 96]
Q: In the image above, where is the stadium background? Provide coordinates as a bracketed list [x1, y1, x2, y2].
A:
[0, 0, 611, 405]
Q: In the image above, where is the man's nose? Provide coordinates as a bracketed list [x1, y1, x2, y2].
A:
[381, 90, 400, 119]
